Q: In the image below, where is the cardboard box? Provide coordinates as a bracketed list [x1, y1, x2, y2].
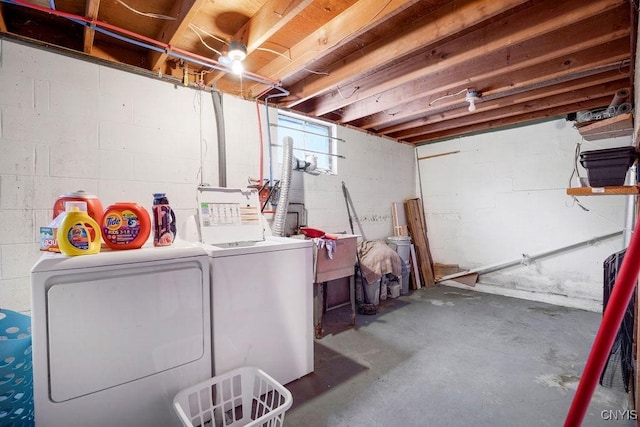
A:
[40, 227, 60, 252]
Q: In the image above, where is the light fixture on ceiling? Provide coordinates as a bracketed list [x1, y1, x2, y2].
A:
[429, 88, 482, 113]
[465, 89, 481, 112]
[219, 41, 247, 75]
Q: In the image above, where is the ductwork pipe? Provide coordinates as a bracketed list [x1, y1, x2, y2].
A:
[272, 136, 293, 236]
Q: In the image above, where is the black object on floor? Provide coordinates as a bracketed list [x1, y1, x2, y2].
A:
[600, 248, 635, 392]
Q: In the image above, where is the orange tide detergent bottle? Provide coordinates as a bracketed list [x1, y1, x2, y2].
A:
[57, 201, 101, 256]
[101, 202, 151, 250]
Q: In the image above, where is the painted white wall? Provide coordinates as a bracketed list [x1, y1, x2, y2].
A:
[417, 119, 632, 311]
[0, 39, 218, 312]
[0, 39, 416, 313]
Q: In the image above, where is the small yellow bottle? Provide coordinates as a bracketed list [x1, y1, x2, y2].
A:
[57, 201, 101, 256]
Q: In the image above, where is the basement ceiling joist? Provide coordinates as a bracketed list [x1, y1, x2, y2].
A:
[0, 0, 635, 145]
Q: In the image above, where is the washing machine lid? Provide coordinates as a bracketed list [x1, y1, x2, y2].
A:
[197, 236, 313, 257]
[196, 186, 265, 246]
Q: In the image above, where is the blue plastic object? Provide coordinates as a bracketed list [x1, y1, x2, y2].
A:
[0, 309, 34, 427]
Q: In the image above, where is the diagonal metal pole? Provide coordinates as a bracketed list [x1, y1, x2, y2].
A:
[341, 181, 355, 234]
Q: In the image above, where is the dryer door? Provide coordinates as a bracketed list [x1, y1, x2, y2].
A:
[46, 261, 206, 402]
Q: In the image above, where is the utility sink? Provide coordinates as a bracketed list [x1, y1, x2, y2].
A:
[314, 234, 358, 283]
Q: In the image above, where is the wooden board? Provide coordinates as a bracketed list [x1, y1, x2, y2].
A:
[577, 113, 633, 141]
[434, 263, 462, 279]
[415, 198, 435, 274]
[434, 262, 478, 286]
[404, 198, 435, 287]
[391, 202, 409, 236]
[566, 186, 640, 196]
[409, 244, 421, 290]
[452, 273, 478, 287]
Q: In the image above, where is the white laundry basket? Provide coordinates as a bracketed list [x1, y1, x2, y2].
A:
[173, 366, 293, 427]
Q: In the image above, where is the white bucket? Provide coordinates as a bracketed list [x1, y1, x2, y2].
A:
[386, 236, 411, 263]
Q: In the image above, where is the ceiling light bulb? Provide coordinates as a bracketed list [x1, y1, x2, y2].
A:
[227, 41, 247, 62]
[465, 90, 481, 112]
[231, 59, 244, 75]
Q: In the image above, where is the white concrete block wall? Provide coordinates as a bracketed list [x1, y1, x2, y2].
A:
[0, 39, 217, 313]
[417, 119, 632, 311]
[0, 39, 416, 313]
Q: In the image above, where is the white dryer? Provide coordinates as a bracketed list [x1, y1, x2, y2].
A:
[30, 245, 211, 427]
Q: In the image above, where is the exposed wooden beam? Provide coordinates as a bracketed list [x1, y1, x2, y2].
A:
[405, 96, 613, 145]
[245, 0, 423, 97]
[380, 68, 628, 135]
[0, 3, 7, 33]
[282, 0, 534, 108]
[89, 43, 149, 68]
[148, 0, 208, 72]
[238, 0, 314, 52]
[362, 38, 630, 132]
[308, 0, 627, 119]
[204, 0, 315, 86]
[391, 79, 628, 140]
[83, 0, 100, 54]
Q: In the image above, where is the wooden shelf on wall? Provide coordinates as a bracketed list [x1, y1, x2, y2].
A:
[566, 186, 640, 196]
[576, 113, 633, 141]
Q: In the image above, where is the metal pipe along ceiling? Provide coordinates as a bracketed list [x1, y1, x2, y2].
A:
[1, 0, 288, 95]
[2, 0, 293, 189]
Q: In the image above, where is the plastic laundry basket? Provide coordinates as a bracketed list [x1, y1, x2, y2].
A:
[173, 366, 293, 427]
[0, 309, 33, 427]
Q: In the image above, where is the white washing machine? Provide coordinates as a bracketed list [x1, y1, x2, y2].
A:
[189, 187, 314, 385]
[30, 245, 212, 427]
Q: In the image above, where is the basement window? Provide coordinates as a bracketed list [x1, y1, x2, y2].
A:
[275, 112, 338, 175]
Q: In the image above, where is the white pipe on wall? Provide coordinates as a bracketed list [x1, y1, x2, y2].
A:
[623, 164, 636, 248]
[437, 230, 623, 282]
[211, 91, 226, 187]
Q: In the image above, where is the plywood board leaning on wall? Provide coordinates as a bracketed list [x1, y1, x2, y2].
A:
[404, 198, 435, 287]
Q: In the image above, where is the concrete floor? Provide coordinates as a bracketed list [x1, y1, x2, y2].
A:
[285, 285, 634, 427]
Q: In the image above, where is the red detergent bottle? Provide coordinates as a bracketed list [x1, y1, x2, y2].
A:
[101, 202, 151, 250]
[53, 190, 103, 225]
